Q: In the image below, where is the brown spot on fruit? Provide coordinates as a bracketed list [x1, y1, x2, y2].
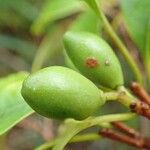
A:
[86, 57, 99, 68]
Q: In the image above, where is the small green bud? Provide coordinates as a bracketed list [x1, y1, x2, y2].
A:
[21, 66, 104, 120]
[64, 31, 124, 89]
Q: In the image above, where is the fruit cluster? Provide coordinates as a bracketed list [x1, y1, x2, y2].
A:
[21, 31, 124, 120]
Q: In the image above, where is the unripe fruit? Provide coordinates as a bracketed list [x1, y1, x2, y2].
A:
[21, 66, 104, 120]
[64, 31, 124, 89]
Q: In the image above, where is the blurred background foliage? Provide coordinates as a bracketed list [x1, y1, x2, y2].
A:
[0, 0, 149, 149]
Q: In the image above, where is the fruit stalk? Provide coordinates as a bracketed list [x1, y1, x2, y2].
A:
[103, 89, 150, 119]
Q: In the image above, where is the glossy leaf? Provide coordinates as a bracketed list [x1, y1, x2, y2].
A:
[0, 72, 34, 135]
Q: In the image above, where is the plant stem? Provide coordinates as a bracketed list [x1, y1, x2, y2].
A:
[71, 133, 101, 142]
[102, 91, 119, 101]
[35, 140, 54, 150]
[103, 90, 135, 107]
[103, 87, 150, 119]
[36, 113, 135, 150]
[100, 12, 142, 83]
[53, 113, 136, 150]
[90, 113, 136, 126]
[83, 0, 143, 84]
[118, 92, 136, 107]
[131, 82, 150, 105]
[35, 133, 101, 150]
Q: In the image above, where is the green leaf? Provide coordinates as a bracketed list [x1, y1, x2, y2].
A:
[121, 0, 150, 55]
[31, 0, 82, 35]
[145, 21, 150, 83]
[31, 25, 64, 72]
[0, 72, 34, 135]
[81, 0, 101, 16]
[0, 0, 38, 21]
[0, 11, 26, 28]
[0, 35, 37, 61]
[35, 133, 100, 150]
[70, 9, 101, 34]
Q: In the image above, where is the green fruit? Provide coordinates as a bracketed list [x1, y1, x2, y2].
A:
[21, 66, 104, 120]
[64, 31, 124, 89]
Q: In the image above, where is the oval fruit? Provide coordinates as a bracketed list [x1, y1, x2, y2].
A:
[64, 31, 124, 89]
[21, 66, 104, 120]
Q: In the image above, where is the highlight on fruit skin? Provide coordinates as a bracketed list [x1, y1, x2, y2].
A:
[21, 66, 105, 120]
[64, 31, 124, 89]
